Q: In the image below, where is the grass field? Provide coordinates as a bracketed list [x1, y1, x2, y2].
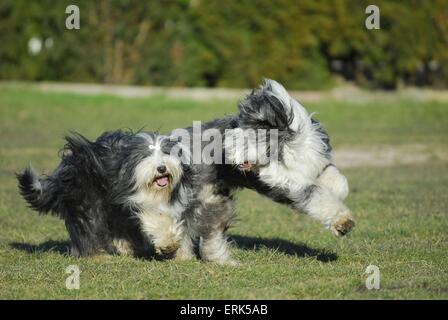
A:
[0, 86, 447, 299]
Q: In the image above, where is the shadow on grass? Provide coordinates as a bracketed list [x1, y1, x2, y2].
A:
[230, 235, 337, 262]
[9, 240, 158, 260]
[10, 237, 338, 262]
[10, 240, 70, 255]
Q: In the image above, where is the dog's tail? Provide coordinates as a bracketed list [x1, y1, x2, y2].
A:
[17, 132, 107, 216]
[17, 166, 60, 215]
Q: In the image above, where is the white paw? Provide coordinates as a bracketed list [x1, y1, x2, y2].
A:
[153, 233, 182, 255]
[330, 213, 355, 236]
[153, 225, 184, 255]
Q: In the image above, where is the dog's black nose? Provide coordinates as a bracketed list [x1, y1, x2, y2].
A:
[157, 165, 166, 174]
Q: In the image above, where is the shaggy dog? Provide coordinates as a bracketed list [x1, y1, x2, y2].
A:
[17, 130, 192, 257]
[172, 79, 355, 265]
[228, 79, 354, 234]
[17, 130, 237, 263]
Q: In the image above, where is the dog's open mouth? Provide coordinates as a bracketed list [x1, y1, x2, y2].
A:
[153, 175, 171, 188]
[238, 161, 254, 171]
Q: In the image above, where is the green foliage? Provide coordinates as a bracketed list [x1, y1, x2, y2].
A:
[0, 0, 446, 89]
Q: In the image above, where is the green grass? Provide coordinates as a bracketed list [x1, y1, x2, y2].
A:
[0, 87, 447, 299]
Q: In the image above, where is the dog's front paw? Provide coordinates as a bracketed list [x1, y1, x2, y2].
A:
[153, 229, 183, 255]
[155, 242, 181, 256]
[330, 215, 355, 236]
[142, 215, 184, 256]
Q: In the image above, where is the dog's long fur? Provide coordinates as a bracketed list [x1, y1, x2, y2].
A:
[174, 79, 354, 264]
[235, 80, 353, 231]
[17, 79, 354, 265]
[17, 130, 194, 257]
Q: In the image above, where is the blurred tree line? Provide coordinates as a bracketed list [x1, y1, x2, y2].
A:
[0, 0, 446, 89]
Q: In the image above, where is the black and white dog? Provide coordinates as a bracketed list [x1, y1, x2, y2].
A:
[17, 130, 194, 257]
[228, 79, 353, 234]
[173, 79, 355, 265]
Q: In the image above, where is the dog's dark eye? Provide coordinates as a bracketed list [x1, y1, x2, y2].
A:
[161, 141, 178, 154]
[161, 146, 172, 155]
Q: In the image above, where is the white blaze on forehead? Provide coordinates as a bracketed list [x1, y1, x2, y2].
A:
[149, 144, 161, 151]
[136, 132, 166, 152]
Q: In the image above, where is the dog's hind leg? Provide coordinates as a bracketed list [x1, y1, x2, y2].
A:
[65, 217, 102, 257]
[317, 165, 349, 200]
[64, 205, 111, 257]
[112, 239, 133, 255]
[291, 185, 355, 237]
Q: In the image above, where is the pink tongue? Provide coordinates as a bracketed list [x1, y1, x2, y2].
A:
[241, 161, 252, 170]
[155, 176, 169, 187]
